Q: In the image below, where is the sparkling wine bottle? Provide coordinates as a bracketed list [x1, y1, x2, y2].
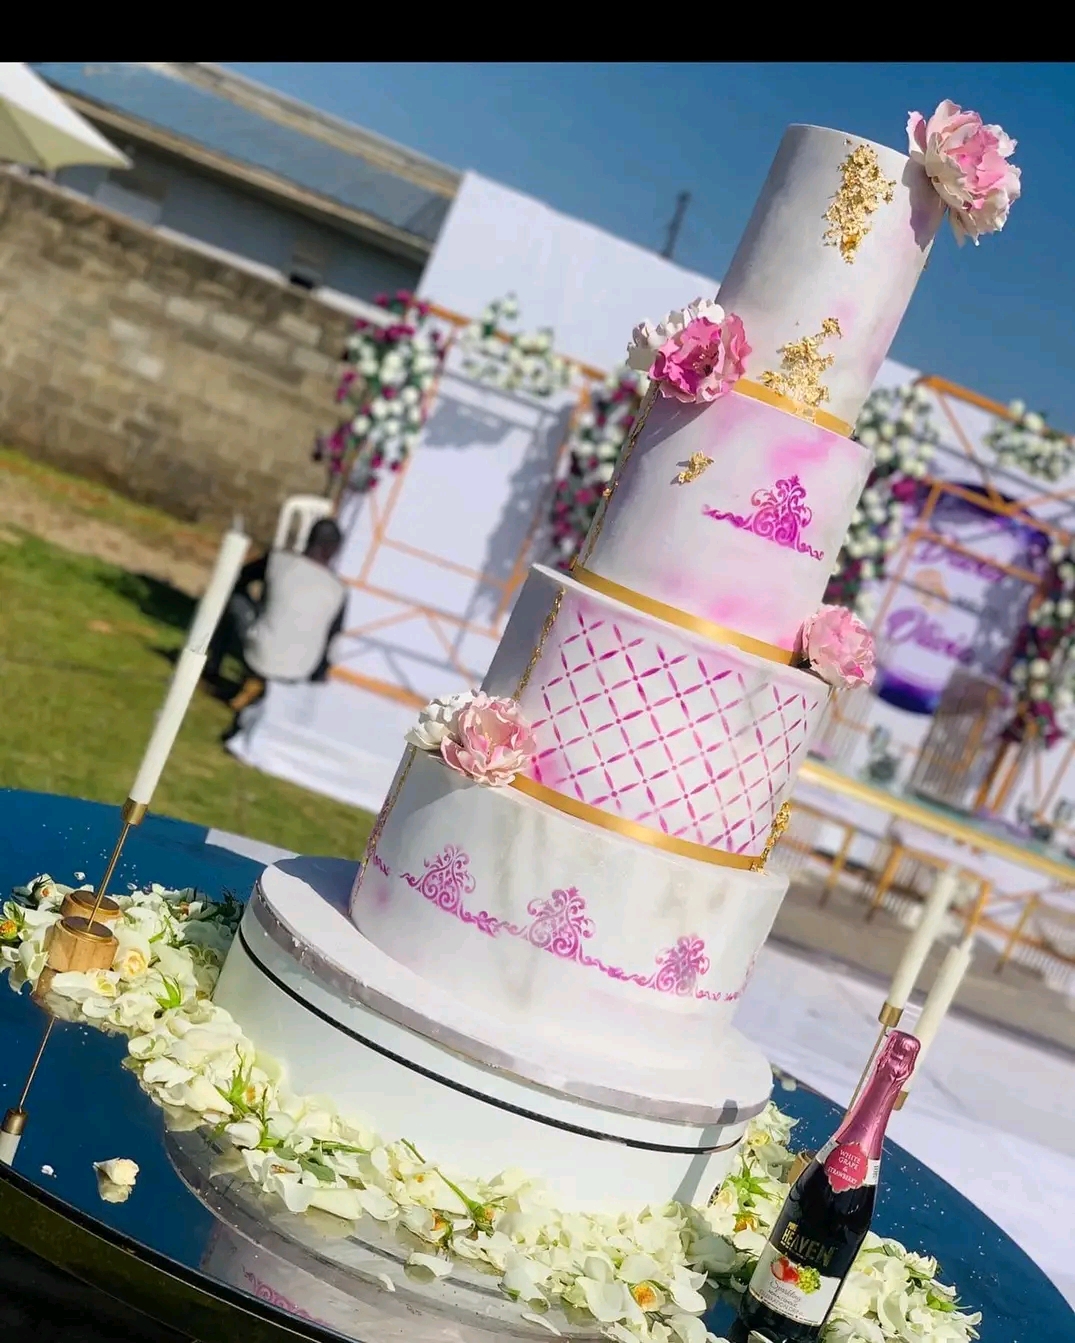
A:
[736, 1030, 920, 1343]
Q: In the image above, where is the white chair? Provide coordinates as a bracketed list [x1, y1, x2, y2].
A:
[273, 495, 334, 554]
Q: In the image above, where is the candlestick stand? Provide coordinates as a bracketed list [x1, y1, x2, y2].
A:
[0, 798, 146, 1163]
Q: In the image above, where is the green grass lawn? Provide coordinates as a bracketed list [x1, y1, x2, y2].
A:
[0, 527, 373, 858]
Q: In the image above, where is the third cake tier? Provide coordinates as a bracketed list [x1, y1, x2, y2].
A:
[483, 564, 830, 860]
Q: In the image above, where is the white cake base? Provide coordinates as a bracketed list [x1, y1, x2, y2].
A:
[213, 856, 774, 1214]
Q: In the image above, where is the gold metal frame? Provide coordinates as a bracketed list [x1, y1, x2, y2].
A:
[331, 302, 608, 700]
[798, 759, 1075, 885]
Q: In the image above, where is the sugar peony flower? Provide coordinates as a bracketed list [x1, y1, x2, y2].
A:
[800, 605, 876, 689]
[907, 100, 1020, 245]
[650, 315, 750, 404]
[625, 298, 726, 372]
[406, 692, 474, 751]
[440, 693, 537, 786]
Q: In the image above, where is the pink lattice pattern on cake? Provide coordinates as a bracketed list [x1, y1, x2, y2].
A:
[520, 597, 826, 855]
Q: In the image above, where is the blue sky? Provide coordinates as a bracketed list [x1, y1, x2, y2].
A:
[227, 63, 1075, 427]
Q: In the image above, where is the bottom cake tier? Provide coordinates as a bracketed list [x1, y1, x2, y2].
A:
[350, 748, 787, 1070]
[213, 856, 774, 1213]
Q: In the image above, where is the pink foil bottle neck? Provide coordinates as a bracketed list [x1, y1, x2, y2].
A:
[833, 1030, 920, 1161]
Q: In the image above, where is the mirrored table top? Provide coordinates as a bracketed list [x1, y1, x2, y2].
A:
[0, 788, 1071, 1343]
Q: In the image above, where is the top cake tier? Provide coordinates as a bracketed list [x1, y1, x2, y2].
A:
[715, 124, 946, 427]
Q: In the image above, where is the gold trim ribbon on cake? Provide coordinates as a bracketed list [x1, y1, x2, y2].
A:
[732, 379, 853, 437]
[509, 773, 762, 871]
[570, 567, 797, 667]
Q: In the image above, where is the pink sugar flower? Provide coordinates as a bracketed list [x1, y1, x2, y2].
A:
[440, 693, 537, 787]
[907, 100, 1020, 245]
[651, 315, 750, 404]
[800, 605, 876, 689]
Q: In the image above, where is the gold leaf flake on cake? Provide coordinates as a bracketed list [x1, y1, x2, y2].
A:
[823, 142, 896, 264]
[751, 801, 792, 871]
[759, 318, 843, 412]
[675, 452, 714, 484]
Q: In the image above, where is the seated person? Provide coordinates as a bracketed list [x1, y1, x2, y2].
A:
[205, 519, 347, 701]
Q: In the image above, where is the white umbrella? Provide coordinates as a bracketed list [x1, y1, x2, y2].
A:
[0, 62, 130, 170]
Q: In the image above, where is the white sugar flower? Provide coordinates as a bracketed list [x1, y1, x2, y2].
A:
[405, 692, 474, 751]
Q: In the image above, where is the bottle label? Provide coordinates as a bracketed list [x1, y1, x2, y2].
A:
[747, 1241, 842, 1326]
[817, 1138, 879, 1192]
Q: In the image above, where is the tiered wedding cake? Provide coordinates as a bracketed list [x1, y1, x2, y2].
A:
[216, 120, 957, 1216]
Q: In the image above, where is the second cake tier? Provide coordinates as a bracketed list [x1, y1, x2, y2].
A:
[483, 565, 830, 861]
[579, 389, 871, 652]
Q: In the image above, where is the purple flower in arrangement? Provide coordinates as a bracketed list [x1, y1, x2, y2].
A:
[890, 476, 919, 503]
[335, 370, 358, 403]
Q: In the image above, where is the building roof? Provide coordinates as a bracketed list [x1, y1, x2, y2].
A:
[32, 62, 456, 256]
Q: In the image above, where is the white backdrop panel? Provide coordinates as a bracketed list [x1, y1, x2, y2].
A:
[420, 172, 719, 373]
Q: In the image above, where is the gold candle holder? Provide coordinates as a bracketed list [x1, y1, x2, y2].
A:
[60, 889, 121, 924]
[2, 796, 148, 1161]
[0, 1107, 27, 1164]
[45, 916, 118, 974]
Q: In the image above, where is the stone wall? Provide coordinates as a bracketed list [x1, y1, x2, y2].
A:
[0, 172, 353, 540]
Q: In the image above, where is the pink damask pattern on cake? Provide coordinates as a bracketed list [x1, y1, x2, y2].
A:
[242, 1270, 331, 1326]
[402, 846, 524, 937]
[370, 852, 391, 877]
[702, 475, 824, 562]
[399, 848, 740, 1002]
[524, 602, 822, 854]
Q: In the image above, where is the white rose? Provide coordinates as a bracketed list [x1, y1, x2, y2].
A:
[405, 692, 474, 751]
[1009, 399, 1026, 418]
[112, 928, 152, 981]
[1031, 658, 1051, 678]
[1024, 412, 1046, 433]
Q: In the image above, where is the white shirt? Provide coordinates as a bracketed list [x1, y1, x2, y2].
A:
[242, 551, 346, 682]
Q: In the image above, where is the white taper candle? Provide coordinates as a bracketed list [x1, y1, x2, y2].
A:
[0, 1129, 21, 1164]
[128, 649, 208, 805]
[886, 865, 960, 1011]
[186, 520, 250, 655]
[905, 935, 974, 1092]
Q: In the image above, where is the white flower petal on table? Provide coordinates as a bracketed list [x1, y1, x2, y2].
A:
[406, 1251, 453, 1280]
[578, 1276, 631, 1323]
[521, 1311, 561, 1335]
[668, 1314, 707, 1343]
[355, 1186, 400, 1221]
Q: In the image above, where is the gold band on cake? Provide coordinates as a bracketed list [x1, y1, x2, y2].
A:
[570, 567, 796, 667]
[732, 379, 853, 437]
[509, 774, 760, 871]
